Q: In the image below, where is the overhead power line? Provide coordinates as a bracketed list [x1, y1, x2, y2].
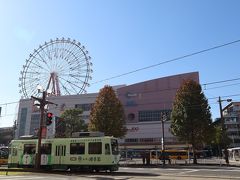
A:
[208, 93, 240, 100]
[0, 101, 19, 106]
[204, 82, 240, 90]
[203, 77, 240, 87]
[92, 39, 240, 84]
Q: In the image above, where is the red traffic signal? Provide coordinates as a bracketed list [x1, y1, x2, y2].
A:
[47, 112, 53, 118]
[46, 112, 53, 126]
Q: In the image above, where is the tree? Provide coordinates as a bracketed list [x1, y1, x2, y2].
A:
[88, 85, 127, 138]
[170, 79, 214, 164]
[56, 108, 88, 137]
[211, 119, 232, 157]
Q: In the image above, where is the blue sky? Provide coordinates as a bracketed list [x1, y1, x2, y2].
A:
[0, 0, 240, 127]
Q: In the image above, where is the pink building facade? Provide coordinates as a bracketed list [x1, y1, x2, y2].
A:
[117, 72, 199, 150]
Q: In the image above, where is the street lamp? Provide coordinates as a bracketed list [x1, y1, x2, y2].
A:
[218, 96, 232, 165]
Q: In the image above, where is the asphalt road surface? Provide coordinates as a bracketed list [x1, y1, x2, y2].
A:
[0, 166, 240, 180]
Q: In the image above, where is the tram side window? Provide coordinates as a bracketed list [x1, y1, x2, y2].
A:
[105, 144, 110, 155]
[70, 143, 85, 154]
[24, 144, 36, 154]
[111, 139, 119, 155]
[89, 142, 102, 154]
[41, 143, 52, 154]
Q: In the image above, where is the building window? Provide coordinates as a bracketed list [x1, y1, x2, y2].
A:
[138, 110, 171, 122]
[19, 108, 28, 137]
[126, 100, 137, 106]
[139, 138, 161, 143]
[30, 114, 40, 135]
[125, 138, 138, 143]
[127, 113, 135, 121]
[75, 104, 94, 111]
[234, 139, 240, 143]
[139, 138, 154, 142]
[226, 117, 238, 122]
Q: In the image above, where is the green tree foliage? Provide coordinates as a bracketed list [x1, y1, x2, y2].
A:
[170, 80, 214, 164]
[211, 120, 232, 157]
[56, 108, 88, 137]
[88, 85, 127, 138]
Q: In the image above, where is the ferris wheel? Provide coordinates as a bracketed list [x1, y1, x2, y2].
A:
[19, 38, 93, 99]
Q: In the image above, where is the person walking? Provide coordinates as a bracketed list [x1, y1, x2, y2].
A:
[141, 151, 146, 165]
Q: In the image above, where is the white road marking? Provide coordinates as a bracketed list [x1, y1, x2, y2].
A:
[178, 169, 198, 174]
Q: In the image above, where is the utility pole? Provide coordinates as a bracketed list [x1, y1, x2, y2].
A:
[218, 96, 231, 165]
[31, 91, 56, 169]
[161, 115, 165, 166]
[161, 111, 168, 166]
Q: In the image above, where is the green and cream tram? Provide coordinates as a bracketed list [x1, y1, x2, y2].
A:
[8, 133, 120, 172]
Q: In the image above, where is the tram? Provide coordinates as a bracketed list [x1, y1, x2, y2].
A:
[8, 132, 120, 172]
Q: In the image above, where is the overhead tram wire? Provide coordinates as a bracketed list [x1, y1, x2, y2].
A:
[92, 39, 240, 85]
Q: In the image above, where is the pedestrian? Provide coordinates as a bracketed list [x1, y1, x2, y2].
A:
[141, 151, 146, 165]
[146, 151, 150, 165]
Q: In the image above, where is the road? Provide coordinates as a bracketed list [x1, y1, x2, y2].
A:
[119, 166, 240, 179]
[0, 166, 240, 180]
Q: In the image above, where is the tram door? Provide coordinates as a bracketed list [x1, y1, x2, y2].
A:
[55, 145, 66, 165]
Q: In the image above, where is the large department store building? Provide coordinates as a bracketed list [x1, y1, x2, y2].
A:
[16, 72, 199, 150]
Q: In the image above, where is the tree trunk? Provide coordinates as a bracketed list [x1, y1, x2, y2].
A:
[223, 148, 229, 165]
[193, 150, 198, 164]
[192, 144, 198, 164]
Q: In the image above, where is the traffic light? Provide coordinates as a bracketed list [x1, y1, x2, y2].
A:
[46, 112, 53, 126]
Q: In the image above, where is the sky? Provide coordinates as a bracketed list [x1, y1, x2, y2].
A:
[0, 0, 240, 127]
